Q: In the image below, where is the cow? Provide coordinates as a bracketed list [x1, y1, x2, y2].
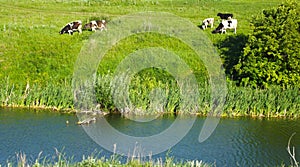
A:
[212, 19, 237, 34]
[202, 18, 214, 30]
[59, 21, 82, 35]
[217, 13, 233, 20]
[84, 20, 107, 32]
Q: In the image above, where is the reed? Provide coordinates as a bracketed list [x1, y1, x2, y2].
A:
[5, 149, 298, 167]
[0, 77, 73, 112]
[6, 151, 212, 167]
[224, 83, 300, 118]
[1, 76, 300, 118]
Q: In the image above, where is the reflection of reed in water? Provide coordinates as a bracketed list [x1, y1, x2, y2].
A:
[76, 106, 109, 125]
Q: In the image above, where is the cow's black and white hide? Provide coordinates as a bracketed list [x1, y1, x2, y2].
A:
[212, 19, 237, 34]
[84, 20, 107, 32]
[60, 21, 82, 35]
[202, 18, 214, 30]
[217, 13, 234, 20]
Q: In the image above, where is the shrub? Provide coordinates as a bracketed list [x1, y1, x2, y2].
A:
[234, 0, 300, 88]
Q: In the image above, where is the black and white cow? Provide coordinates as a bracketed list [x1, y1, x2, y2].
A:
[84, 20, 107, 32]
[59, 21, 82, 35]
[212, 19, 237, 34]
[202, 18, 214, 30]
[217, 13, 234, 20]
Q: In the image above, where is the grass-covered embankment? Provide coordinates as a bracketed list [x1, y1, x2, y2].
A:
[1, 75, 299, 117]
[1, 0, 299, 118]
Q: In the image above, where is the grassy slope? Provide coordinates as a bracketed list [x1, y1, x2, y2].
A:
[0, 0, 283, 82]
[2, 0, 298, 117]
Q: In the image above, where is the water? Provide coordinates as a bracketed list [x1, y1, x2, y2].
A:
[0, 107, 299, 166]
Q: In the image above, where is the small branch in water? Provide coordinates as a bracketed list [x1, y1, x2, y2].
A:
[76, 117, 96, 125]
[287, 132, 299, 167]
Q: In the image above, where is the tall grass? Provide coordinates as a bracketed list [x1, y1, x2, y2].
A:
[0, 77, 73, 111]
[2, 74, 299, 118]
[5, 151, 212, 167]
[5, 149, 298, 167]
[224, 82, 300, 118]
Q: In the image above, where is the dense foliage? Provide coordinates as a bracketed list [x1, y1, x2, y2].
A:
[234, 1, 300, 88]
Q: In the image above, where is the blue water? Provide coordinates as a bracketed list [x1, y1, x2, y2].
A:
[0, 107, 299, 166]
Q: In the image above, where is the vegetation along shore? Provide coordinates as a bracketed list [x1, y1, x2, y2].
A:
[0, 0, 299, 118]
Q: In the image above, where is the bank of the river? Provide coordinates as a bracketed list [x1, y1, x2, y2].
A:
[6, 153, 211, 167]
[1, 78, 299, 118]
[1, 0, 299, 118]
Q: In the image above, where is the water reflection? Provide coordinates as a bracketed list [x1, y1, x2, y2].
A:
[0, 108, 299, 166]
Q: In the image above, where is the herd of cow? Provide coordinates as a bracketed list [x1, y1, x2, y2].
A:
[202, 13, 237, 34]
[60, 13, 236, 35]
[59, 20, 107, 35]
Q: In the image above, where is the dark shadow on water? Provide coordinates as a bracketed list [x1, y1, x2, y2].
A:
[215, 34, 248, 80]
[104, 113, 177, 137]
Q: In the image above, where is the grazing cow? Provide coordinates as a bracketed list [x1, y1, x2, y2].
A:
[60, 21, 82, 35]
[84, 20, 107, 32]
[212, 19, 237, 34]
[217, 13, 233, 20]
[202, 18, 214, 30]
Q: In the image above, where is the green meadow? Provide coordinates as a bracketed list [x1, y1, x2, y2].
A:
[0, 0, 299, 117]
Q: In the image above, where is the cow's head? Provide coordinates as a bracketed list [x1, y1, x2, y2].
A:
[60, 24, 71, 34]
[72, 21, 81, 29]
[83, 23, 91, 30]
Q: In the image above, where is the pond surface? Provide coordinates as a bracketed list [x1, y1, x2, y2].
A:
[0, 107, 299, 166]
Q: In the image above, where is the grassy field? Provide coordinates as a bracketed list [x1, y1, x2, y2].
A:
[1, 0, 299, 117]
[0, 0, 283, 84]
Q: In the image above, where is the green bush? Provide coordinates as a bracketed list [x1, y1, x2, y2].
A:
[234, 0, 300, 88]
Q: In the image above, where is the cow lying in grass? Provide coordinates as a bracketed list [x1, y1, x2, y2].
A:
[217, 13, 233, 20]
[202, 18, 214, 30]
[212, 19, 237, 34]
[84, 20, 107, 32]
[59, 20, 82, 35]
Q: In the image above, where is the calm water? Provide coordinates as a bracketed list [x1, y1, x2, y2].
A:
[0, 107, 299, 166]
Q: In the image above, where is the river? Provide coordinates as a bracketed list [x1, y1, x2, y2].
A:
[0, 107, 299, 166]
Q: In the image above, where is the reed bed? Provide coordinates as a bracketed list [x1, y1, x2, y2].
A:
[0, 77, 73, 111]
[224, 83, 300, 118]
[4, 150, 211, 167]
[1, 76, 299, 118]
[4, 149, 297, 167]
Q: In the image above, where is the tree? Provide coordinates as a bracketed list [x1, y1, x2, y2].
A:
[234, 0, 300, 88]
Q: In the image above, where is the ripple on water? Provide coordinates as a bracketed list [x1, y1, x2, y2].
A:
[0, 109, 299, 166]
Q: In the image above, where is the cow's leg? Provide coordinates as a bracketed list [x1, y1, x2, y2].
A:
[99, 25, 106, 31]
[221, 28, 226, 34]
[78, 25, 82, 34]
[204, 22, 208, 30]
